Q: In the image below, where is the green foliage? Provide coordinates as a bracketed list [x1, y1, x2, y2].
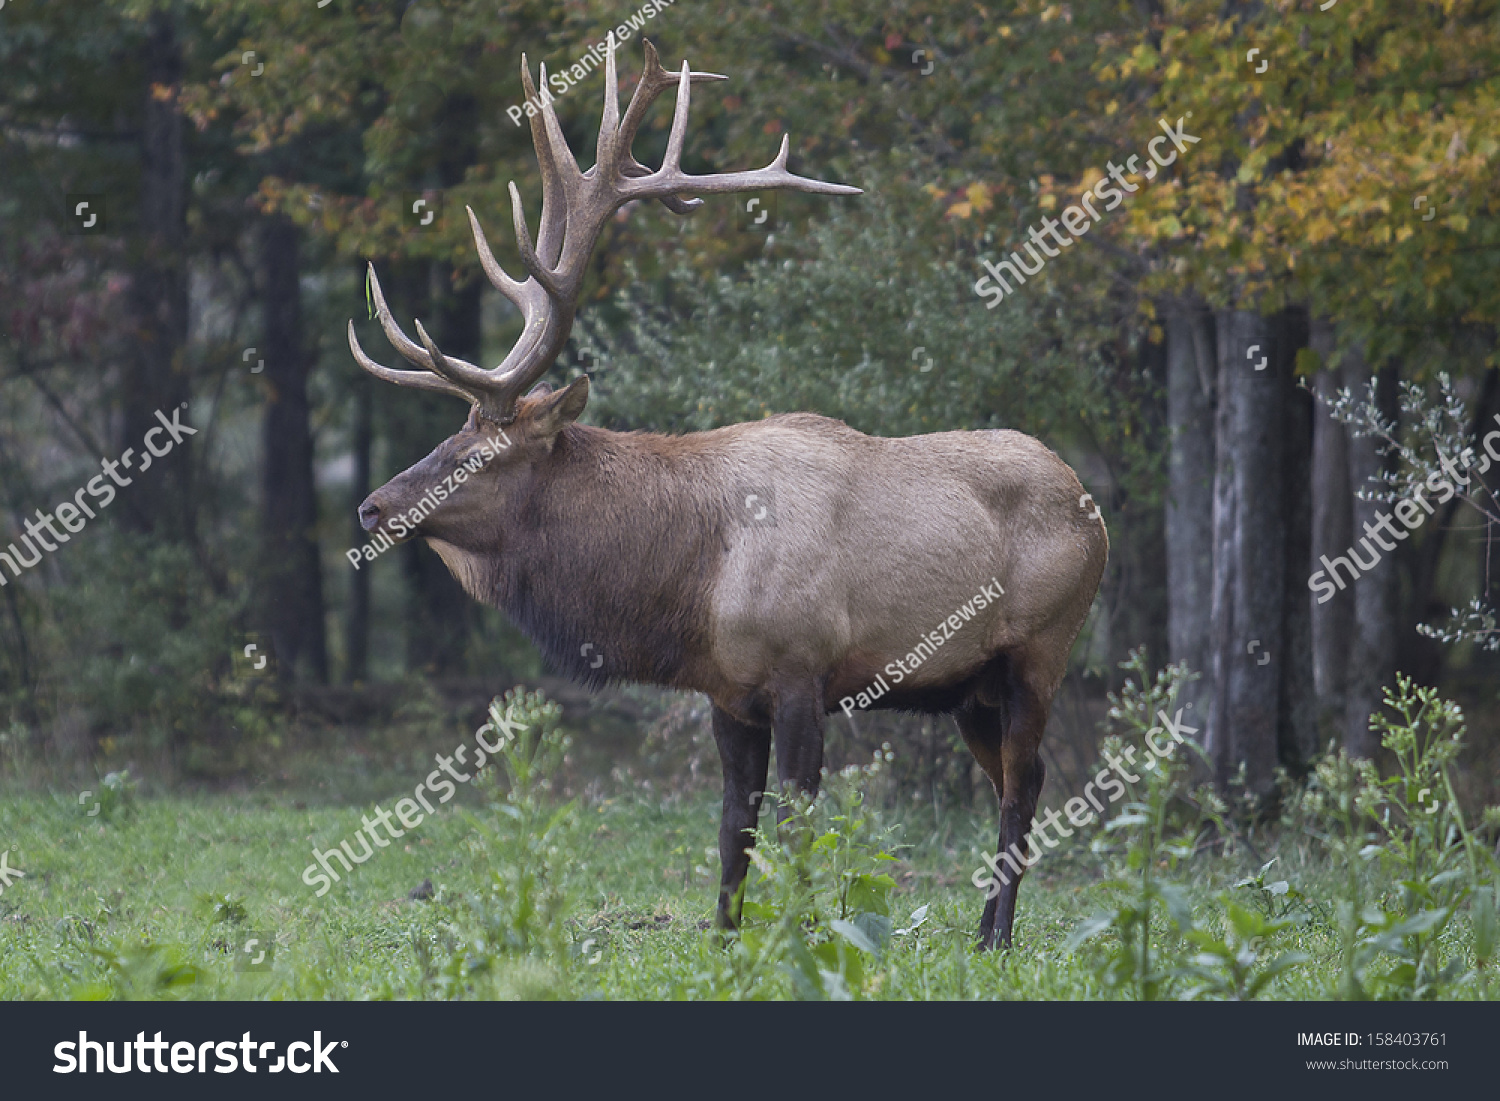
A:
[1318, 676, 1493, 1000]
[580, 190, 1107, 441]
[72, 944, 203, 1002]
[0, 756, 1494, 1001]
[1177, 901, 1310, 1002]
[48, 535, 242, 754]
[683, 756, 907, 1001]
[412, 688, 581, 998]
[1064, 653, 1217, 999]
[196, 892, 248, 927]
[87, 769, 138, 823]
[1069, 666, 1497, 1001]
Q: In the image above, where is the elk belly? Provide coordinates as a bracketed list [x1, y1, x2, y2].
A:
[838, 674, 889, 719]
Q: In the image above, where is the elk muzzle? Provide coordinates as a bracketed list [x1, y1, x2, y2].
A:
[358, 498, 382, 533]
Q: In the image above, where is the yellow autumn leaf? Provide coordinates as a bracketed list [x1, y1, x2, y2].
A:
[1305, 216, 1336, 243]
[966, 183, 993, 213]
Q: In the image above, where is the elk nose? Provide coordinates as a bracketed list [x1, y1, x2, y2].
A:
[358, 500, 382, 532]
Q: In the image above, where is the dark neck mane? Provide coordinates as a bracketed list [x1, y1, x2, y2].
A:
[432, 424, 724, 689]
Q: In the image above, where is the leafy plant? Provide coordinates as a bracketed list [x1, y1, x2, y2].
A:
[413, 689, 580, 999]
[1312, 677, 1495, 1000]
[723, 754, 908, 1001]
[1177, 901, 1310, 1001]
[196, 892, 248, 927]
[1065, 652, 1213, 999]
[72, 943, 202, 1001]
[91, 769, 137, 823]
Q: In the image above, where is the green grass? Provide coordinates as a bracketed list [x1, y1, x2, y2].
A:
[4, 775, 1476, 1001]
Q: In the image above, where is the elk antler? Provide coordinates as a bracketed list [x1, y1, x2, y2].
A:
[349, 36, 861, 425]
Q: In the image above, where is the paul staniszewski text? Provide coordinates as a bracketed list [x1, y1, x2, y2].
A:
[840, 578, 1005, 717]
[345, 429, 510, 570]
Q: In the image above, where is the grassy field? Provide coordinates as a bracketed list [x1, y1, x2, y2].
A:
[1, 681, 1493, 1002]
[0, 779, 1485, 1000]
[0, 789, 1285, 1000]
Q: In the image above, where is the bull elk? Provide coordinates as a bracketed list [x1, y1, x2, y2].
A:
[350, 37, 1108, 949]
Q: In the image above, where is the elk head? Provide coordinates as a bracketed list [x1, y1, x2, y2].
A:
[350, 37, 859, 549]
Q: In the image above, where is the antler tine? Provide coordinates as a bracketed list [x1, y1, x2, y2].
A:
[616, 39, 724, 160]
[508, 181, 565, 300]
[662, 62, 694, 172]
[520, 56, 574, 270]
[467, 206, 530, 311]
[623, 157, 702, 213]
[625, 129, 863, 200]
[595, 33, 621, 174]
[347, 321, 474, 400]
[616, 39, 672, 155]
[367, 264, 437, 369]
[367, 264, 499, 394]
[412, 317, 500, 394]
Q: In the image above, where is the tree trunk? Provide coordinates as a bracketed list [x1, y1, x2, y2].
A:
[346, 370, 373, 684]
[1113, 329, 1169, 667]
[121, 8, 191, 538]
[258, 215, 328, 684]
[1165, 304, 1216, 721]
[1342, 348, 1399, 757]
[1206, 310, 1283, 797]
[1308, 318, 1353, 753]
[1275, 309, 1317, 772]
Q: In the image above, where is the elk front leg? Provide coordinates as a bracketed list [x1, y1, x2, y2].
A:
[712, 704, 771, 930]
[771, 684, 826, 812]
[769, 682, 827, 870]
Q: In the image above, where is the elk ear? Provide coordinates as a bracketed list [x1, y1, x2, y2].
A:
[530, 376, 589, 435]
